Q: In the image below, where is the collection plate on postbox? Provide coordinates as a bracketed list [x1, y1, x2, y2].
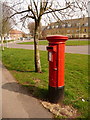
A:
[48, 52, 52, 62]
[47, 46, 57, 62]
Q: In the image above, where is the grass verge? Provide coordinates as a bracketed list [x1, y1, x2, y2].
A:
[0, 40, 15, 43]
[18, 40, 90, 46]
[2, 48, 89, 118]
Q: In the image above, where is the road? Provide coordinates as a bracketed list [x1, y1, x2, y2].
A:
[4, 40, 89, 55]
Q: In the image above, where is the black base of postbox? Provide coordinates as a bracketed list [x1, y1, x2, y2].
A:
[48, 86, 64, 104]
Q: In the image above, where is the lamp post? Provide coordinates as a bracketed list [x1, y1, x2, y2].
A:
[6, 36, 8, 48]
[87, 1, 90, 17]
[87, 1, 90, 39]
[79, 23, 80, 40]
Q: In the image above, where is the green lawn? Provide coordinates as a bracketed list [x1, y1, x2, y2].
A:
[18, 40, 90, 46]
[0, 40, 15, 43]
[18, 40, 48, 45]
[2, 48, 89, 118]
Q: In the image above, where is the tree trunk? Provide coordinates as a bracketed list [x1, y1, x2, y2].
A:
[1, 35, 4, 51]
[34, 25, 42, 73]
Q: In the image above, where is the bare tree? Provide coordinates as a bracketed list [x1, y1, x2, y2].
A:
[22, 32, 27, 38]
[7, 0, 88, 72]
[28, 22, 35, 37]
[0, 1, 14, 50]
[28, 21, 42, 39]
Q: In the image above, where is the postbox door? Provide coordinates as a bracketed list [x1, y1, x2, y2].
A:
[48, 45, 58, 87]
[57, 44, 65, 87]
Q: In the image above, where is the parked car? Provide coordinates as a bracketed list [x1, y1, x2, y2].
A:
[26, 37, 31, 40]
[20, 37, 24, 41]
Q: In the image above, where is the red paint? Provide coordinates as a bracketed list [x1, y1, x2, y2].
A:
[46, 35, 68, 87]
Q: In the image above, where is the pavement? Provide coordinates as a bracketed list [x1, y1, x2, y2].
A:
[0, 61, 53, 118]
[3, 40, 89, 55]
[0, 62, 2, 120]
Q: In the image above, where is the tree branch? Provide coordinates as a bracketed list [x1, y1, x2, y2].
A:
[20, 14, 35, 20]
[42, 4, 71, 15]
[9, 9, 30, 18]
[44, 0, 48, 11]
[32, 0, 38, 17]
[28, 5, 37, 20]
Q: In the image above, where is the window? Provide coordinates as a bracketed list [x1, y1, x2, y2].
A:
[65, 23, 68, 28]
[68, 24, 71, 27]
[67, 30, 70, 33]
[72, 30, 74, 33]
[83, 35, 86, 38]
[58, 25, 61, 28]
[76, 35, 79, 38]
[52, 26, 54, 28]
[84, 29, 87, 32]
[62, 24, 65, 27]
[84, 22, 88, 26]
[76, 30, 79, 32]
[55, 25, 58, 28]
[47, 26, 50, 29]
[49, 26, 50, 29]
[73, 23, 77, 27]
[67, 35, 71, 38]
[77, 23, 80, 26]
[72, 35, 75, 38]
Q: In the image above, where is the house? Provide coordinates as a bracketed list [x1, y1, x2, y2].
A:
[9, 29, 24, 40]
[42, 17, 90, 39]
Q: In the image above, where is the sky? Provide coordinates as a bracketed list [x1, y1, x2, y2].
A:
[1, 0, 89, 33]
[88, 1, 90, 17]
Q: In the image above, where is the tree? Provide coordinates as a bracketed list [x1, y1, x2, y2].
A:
[28, 21, 42, 39]
[0, 1, 13, 50]
[8, 0, 88, 72]
[22, 32, 27, 38]
[28, 22, 35, 37]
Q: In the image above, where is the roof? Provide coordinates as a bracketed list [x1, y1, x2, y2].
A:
[9, 29, 23, 34]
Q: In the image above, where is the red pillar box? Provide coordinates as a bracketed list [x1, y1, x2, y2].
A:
[46, 35, 68, 104]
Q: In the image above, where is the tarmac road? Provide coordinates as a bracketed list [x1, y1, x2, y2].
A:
[5, 41, 89, 55]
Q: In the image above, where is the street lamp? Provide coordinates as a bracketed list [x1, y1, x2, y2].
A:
[87, 1, 90, 39]
[79, 23, 80, 40]
[87, 1, 90, 17]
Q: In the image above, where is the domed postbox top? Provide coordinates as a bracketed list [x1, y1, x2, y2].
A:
[46, 35, 68, 43]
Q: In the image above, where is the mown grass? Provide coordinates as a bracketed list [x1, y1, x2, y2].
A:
[0, 40, 15, 43]
[2, 48, 89, 118]
[0, 49, 2, 60]
[18, 40, 90, 46]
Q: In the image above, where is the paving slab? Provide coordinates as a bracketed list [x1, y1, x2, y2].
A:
[0, 61, 2, 120]
[1, 62, 52, 118]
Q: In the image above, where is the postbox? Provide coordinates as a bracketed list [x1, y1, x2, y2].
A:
[46, 35, 68, 103]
